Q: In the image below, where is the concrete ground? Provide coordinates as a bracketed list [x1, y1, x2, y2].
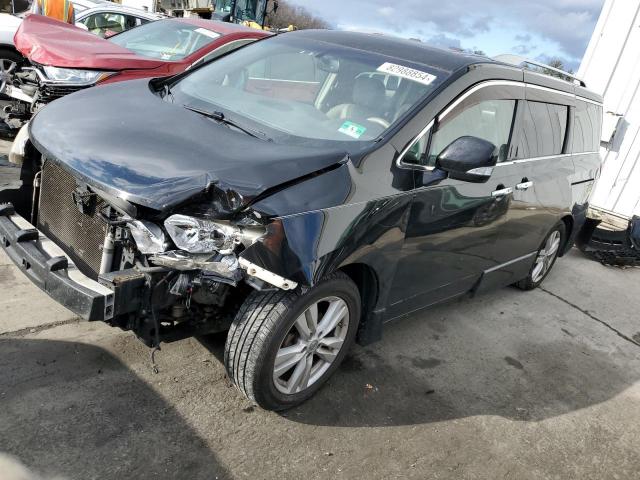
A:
[1, 143, 640, 479]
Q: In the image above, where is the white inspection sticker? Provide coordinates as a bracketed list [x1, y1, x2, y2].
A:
[377, 62, 437, 86]
[194, 27, 221, 39]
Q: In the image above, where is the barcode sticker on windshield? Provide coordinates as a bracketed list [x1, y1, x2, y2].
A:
[194, 28, 220, 39]
[377, 63, 437, 86]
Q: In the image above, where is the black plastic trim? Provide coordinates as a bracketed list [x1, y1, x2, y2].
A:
[0, 203, 112, 321]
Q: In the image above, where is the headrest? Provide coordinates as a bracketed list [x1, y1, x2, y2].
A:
[353, 76, 385, 108]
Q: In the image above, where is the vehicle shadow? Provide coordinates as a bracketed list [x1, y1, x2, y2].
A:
[203, 287, 639, 428]
[0, 338, 231, 480]
[294, 291, 638, 427]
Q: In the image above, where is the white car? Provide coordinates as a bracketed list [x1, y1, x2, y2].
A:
[0, 0, 161, 96]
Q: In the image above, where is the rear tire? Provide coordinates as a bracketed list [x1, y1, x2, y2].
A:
[224, 271, 360, 411]
[516, 221, 566, 291]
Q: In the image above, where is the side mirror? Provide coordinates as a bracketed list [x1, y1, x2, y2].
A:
[436, 136, 497, 183]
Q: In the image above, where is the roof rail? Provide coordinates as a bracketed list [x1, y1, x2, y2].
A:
[493, 54, 586, 88]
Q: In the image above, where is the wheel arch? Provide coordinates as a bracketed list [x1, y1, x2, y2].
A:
[338, 262, 383, 346]
[559, 214, 575, 256]
[0, 44, 22, 58]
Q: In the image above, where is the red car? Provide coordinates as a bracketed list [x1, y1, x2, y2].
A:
[2, 14, 271, 128]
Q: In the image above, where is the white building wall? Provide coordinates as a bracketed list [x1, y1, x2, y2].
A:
[578, 0, 640, 219]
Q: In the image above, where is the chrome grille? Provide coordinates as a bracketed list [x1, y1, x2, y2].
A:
[37, 161, 107, 278]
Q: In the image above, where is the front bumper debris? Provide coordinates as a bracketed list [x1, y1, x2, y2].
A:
[8, 123, 30, 165]
[239, 257, 298, 290]
[0, 203, 115, 320]
[2, 83, 35, 104]
[150, 250, 243, 286]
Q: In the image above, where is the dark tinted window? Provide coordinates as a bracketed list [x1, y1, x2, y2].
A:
[573, 102, 602, 153]
[512, 101, 568, 159]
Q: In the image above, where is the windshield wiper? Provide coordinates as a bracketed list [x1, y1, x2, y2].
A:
[183, 105, 270, 141]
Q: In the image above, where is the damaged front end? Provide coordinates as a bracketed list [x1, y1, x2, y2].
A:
[0, 155, 299, 347]
[95, 202, 298, 346]
[2, 72, 352, 348]
[2, 64, 112, 130]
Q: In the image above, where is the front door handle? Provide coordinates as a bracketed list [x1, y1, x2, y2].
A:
[492, 187, 513, 198]
[516, 181, 534, 191]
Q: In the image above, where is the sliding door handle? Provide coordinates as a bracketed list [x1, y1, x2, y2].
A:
[516, 181, 534, 191]
[492, 187, 513, 198]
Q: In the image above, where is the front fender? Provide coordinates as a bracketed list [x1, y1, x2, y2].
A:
[239, 194, 413, 295]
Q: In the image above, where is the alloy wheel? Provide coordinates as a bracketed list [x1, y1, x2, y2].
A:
[531, 230, 561, 283]
[273, 296, 350, 395]
[0, 58, 16, 94]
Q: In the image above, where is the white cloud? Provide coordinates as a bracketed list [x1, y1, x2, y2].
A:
[287, 0, 605, 65]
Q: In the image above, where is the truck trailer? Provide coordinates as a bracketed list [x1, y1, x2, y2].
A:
[578, 0, 640, 264]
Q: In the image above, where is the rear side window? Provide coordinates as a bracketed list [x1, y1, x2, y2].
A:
[573, 102, 602, 153]
[512, 101, 568, 159]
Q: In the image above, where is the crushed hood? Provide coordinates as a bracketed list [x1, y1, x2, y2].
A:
[14, 15, 166, 70]
[29, 79, 349, 213]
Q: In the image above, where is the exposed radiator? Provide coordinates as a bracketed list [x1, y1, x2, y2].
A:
[37, 161, 108, 279]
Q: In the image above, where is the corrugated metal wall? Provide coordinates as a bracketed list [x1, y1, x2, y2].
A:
[579, 0, 640, 219]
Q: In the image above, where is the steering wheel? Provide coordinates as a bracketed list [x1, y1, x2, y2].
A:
[367, 117, 390, 129]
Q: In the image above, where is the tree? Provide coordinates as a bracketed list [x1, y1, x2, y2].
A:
[530, 57, 575, 80]
[268, 0, 330, 30]
[545, 58, 574, 74]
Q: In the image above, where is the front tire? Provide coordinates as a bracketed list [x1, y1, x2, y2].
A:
[516, 221, 566, 291]
[224, 272, 361, 410]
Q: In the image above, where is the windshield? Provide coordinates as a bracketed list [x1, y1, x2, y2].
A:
[172, 34, 448, 148]
[109, 20, 220, 61]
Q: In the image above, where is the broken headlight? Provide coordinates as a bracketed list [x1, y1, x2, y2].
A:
[164, 214, 257, 254]
[42, 66, 115, 86]
[128, 220, 167, 254]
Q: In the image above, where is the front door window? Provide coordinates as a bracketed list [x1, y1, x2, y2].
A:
[428, 99, 516, 166]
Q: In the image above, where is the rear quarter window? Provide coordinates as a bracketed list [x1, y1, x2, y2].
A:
[573, 102, 602, 153]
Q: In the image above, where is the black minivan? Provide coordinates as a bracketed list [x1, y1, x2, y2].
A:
[0, 30, 602, 410]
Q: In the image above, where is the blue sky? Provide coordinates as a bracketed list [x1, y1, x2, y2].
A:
[287, 0, 605, 71]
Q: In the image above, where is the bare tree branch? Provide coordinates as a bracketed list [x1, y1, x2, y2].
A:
[268, 0, 330, 30]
